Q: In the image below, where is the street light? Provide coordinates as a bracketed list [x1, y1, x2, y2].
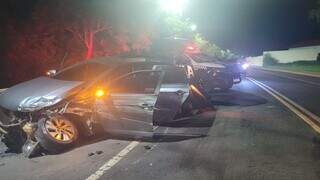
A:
[190, 24, 197, 31]
[159, 0, 188, 15]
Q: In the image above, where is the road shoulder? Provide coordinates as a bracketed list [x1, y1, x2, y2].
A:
[254, 66, 320, 78]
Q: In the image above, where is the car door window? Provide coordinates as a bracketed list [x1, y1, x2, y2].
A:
[111, 71, 162, 94]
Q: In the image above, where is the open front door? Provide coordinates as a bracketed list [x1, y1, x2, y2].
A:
[153, 66, 190, 125]
[97, 70, 164, 134]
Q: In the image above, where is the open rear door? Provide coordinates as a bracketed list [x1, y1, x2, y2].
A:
[96, 70, 164, 134]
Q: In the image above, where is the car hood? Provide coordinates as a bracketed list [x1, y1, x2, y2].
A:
[0, 77, 83, 112]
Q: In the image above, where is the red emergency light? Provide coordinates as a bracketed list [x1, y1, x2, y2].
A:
[184, 43, 200, 54]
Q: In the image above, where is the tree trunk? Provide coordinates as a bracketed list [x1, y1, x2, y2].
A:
[85, 31, 94, 60]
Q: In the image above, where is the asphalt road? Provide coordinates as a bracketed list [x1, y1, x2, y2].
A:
[248, 68, 320, 118]
[0, 71, 320, 180]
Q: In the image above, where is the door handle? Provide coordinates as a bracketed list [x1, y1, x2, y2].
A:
[139, 103, 153, 110]
[175, 90, 185, 96]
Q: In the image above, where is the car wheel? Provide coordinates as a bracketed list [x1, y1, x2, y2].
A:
[35, 115, 79, 154]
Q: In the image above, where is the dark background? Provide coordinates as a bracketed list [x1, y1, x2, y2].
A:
[186, 0, 320, 56]
[0, 0, 319, 88]
[1, 0, 319, 56]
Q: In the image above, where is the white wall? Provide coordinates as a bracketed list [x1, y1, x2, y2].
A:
[247, 56, 263, 67]
[264, 45, 320, 63]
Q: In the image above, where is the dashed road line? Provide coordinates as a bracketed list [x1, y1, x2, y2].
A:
[247, 77, 320, 134]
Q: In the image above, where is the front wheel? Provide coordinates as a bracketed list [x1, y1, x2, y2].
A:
[35, 115, 79, 154]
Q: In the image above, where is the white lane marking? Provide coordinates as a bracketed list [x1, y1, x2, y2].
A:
[247, 77, 320, 134]
[86, 141, 140, 180]
[86, 126, 158, 180]
[261, 70, 320, 87]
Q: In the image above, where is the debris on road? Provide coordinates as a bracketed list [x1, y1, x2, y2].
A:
[88, 150, 104, 157]
[88, 152, 95, 157]
[96, 150, 103, 155]
[144, 145, 151, 150]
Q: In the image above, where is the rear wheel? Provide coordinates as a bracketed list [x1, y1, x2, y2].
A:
[35, 115, 78, 154]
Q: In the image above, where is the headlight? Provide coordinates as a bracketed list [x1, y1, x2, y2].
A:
[95, 89, 105, 98]
[18, 95, 62, 112]
[241, 63, 250, 70]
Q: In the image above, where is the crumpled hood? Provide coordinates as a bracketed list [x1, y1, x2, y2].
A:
[0, 77, 83, 112]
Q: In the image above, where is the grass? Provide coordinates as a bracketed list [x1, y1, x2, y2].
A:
[264, 61, 320, 75]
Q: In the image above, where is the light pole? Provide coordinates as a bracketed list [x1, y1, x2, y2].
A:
[190, 24, 197, 31]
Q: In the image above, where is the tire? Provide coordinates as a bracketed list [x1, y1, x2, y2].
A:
[35, 115, 79, 154]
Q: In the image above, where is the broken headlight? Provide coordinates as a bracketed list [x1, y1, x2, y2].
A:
[18, 95, 62, 112]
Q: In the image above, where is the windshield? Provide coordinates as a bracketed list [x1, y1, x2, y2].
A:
[54, 63, 109, 81]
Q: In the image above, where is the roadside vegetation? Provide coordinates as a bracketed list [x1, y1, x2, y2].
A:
[265, 63, 320, 74]
[0, 0, 238, 87]
[260, 1, 320, 75]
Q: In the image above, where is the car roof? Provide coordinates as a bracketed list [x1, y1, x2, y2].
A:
[83, 56, 175, 66]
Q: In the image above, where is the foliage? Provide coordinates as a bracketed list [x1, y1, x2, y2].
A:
[4, 16, 64, 84]
[162, 16, 194, 38]
[263, 53, 278, 66]
[310, 0, 320, 23]
[193, 33, 238, 60]
[2, 0, 236, 85]
[265, 63, 320, 74]
[3, 0, 155, 83]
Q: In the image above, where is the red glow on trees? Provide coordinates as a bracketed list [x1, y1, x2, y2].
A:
[65, 18, 111, 60]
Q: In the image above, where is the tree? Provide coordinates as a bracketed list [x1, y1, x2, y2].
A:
[263, 53, 278, 66]
[162, 16, 194, 38]
[310, 0, 320, 23]
[193, 33, 238, 60]
[4, 20, 62, 84]
[60, 1, 112, 60]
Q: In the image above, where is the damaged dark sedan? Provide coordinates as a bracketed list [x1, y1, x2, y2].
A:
[0, 57, 206, 157]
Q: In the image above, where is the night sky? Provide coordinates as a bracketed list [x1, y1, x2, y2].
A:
[1, 0, 319, 56]
[186, 0, 320, 56]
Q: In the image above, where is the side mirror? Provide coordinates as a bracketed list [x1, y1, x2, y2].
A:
[46, 69, 57, 77]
